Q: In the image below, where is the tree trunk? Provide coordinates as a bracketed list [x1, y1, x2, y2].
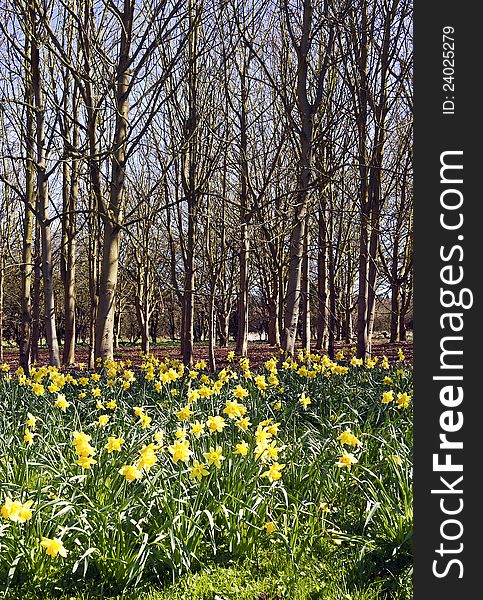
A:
[218, 308, 230, 347]
[282, 118, 312, 355]
[95, 221, 121, 360]
[31, 218, 41, 364]
[32, 34, 60, 367]
[208, 284, 216, 372]
[236, 64, 250, 358]
[0, 253, 4, 362]
[301, 211, 311, 352]
[136, 265, 151, 355]
[61, 85, 78, 366]
[328, 239, 336, 359]
[344, 303, 353, 343]
[180, 298, 186, 353]
[282, 0, 333, 356]
[267, 273, 280, 347]
[88, 197, 99, 370]
[82, 0, 102, 369]
[354, 0, 371, 361]
[113, 306, 120, 351]
[182, 223, 195, 365]
[180, 0, 200, 366]
[236, 217, 249, 356]
[95, 0, 132, 360]
[316, 198, 328, 350]
[141, 309, 150, 354]
[19, 13, 35, 372]
[390, 282, 400, 342]
[399, 310, 407, 341]
[278, 261, 284, 343]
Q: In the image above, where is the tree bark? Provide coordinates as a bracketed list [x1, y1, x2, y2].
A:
[19, 14, 35, 372]
[179, 0, 200, 366]
[0, 253, 4, 362]
[281, 0, 327, 356]
[316, 197, 328, 350]
[355, 1, 370, 360]
[282, 117, 312, 355]
[267, 274, 280, 347]
[301, 211, 311, 352]
[32, 29, 60, 367]
[31, 217, 41, 364]
[61, 83, 78, 366]
[95, 0, 132, 360]
[208, 284, 216, 372]
[236, 64, 250, 357]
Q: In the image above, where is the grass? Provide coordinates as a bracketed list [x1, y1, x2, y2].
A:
[9, 549, 413, 600]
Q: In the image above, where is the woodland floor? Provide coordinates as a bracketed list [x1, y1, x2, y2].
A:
[0, 338, 413, 370]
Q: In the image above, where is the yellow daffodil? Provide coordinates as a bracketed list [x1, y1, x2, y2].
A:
[119, 464, 143, 482]
[299, 393, 311, 409]
[264, 521, 277, 534]
[105, 437, 125, 453]
[189, 460, 209, 481]
[396, 392, 411, 409]
[176, 405, 193, 421]
[187, 389, 200, 403]
[40, 537, 68, 557]
[23, 428, 34, 445]
[267, 422, 280, 436]
[168, 439, 193, 463]
[31, 383, 45, 396]
[203, 446, 225, 468]
[235, 417, 251, 431]
[97, 415, 110, 428]
[137, 444, 158, 471]
[206, 415, 226, 433]
[139, 413, 152, 429]
[26, 413, 37, 429]
[261, 462, 285, 483]
[337, 430, 361, 448]
[190, 420, 205, 438]
[76, 455, 97, 469]
[381, 391, 394, 404]
[198, 385, 212, 398]
[234, 441, 249, 456]
[233, 384, 249, 400]
[335, 452, 358, 469]
[223, 400, 245, 419]
[255, 375, 268, 390]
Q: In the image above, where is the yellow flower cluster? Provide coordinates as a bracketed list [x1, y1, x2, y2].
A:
[335, 427, 362, 469]
[381, 390, 411, 409]
[72, 431, 97, 469]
